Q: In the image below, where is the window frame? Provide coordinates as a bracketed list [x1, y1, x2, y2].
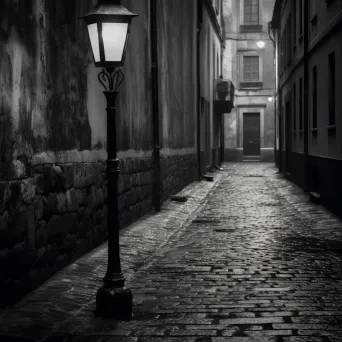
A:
[299, 77, 303, 131]
[239, 52, 263, 89]
[328, 51, 336, 127]
[312, 66, 318, 131]
[293, 82, 297, 132]
[243, 55, 260, 82]
[243, 0, 259, 26]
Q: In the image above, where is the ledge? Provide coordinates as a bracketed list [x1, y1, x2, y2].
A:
[327, 125, 336, 136]
[327, 125, 336, 131]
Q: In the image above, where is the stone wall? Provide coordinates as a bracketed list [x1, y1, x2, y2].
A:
[118, 158, 153, 228]
[161, 153, 197, 201]
[0, 157, 153, 307]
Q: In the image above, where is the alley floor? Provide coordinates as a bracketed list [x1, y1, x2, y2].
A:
[1, 163, 342, 342]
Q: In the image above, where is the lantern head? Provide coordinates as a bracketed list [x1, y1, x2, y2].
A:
[81, 1, 138, 68]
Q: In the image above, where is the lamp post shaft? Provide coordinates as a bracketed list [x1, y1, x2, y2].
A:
[104, 91, 125, 285]
[81, 0, 137, 318]
[96, 82, 132, 318]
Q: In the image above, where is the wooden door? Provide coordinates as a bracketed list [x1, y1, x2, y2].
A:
[243, 112, 261, 156]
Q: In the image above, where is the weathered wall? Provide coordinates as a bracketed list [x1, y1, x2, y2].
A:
[0, 0, 199, 306]
[0, 0, 95, 180]
[157, 0, 198, 197]
[200, 1, 224, 170]
[118, 0, 152, 152]
[158, 0, 197, 150]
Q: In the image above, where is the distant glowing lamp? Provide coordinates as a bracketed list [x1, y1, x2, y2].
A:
[268, 97, 273, 102]
[256, 40, 265, 49]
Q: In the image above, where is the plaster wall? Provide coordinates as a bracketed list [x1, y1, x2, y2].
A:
[0, 0, 99, 180]
[308, 30, 342, 159]
[157, 0, 197, 151]
[0, 0, 199, 179]
[286, 63, 305, 155]
[277, 0, 342, 159]
[222, 0, 276, 161]
[309, 0, 342, 47]
[200, 3, 224, 168]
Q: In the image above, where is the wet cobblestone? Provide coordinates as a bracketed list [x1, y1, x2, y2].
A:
[1, 163, 342, 341]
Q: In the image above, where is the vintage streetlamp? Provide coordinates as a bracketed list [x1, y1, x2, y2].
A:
[81, 0, 138, 318]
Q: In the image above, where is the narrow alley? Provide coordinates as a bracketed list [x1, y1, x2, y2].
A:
[1, 163, 342, 341]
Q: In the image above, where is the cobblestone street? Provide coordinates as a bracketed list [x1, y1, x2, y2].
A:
[1, 163, 342, 341]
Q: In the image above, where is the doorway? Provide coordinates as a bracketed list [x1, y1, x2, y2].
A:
[243, 112, 261, 156]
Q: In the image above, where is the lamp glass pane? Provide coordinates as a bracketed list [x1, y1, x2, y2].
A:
[87, 23, 101, 62]
[102, 22, 129, 62]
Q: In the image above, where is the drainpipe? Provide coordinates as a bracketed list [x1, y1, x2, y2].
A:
[197, 0, 203, 180]
[268, 22, 277, 168]
[303, 0, 309, 191]
[151, 0, 161, 211]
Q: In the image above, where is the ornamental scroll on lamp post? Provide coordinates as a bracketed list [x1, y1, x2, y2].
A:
[81, 0, 138, 318]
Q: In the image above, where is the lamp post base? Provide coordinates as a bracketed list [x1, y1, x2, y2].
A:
[96, 286, 133, 319]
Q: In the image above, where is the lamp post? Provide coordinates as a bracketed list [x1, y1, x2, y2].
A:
[81, 0, 138, 318]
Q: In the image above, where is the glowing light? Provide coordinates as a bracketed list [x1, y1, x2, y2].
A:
[257, 41, 265, 48]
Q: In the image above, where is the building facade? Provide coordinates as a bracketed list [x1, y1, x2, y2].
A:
[222, 0, 276, 162]
[272, 0, 342, 217]
[199, 0, 226, 172]
[0, 0, 224, 307]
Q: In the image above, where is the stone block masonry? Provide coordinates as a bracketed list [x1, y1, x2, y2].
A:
[0, 157, 154, 307]
[161, 153, 198, 201]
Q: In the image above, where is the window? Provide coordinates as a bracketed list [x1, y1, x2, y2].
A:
[240, 55, 261, 88]
[244, 0, 259, 25]
[312, 66, 317, 129]
[299, 78, 303, 131]
[328, 52, 335, 126]
[293, 83, 296, 131]
[243, 56, 259, 81]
